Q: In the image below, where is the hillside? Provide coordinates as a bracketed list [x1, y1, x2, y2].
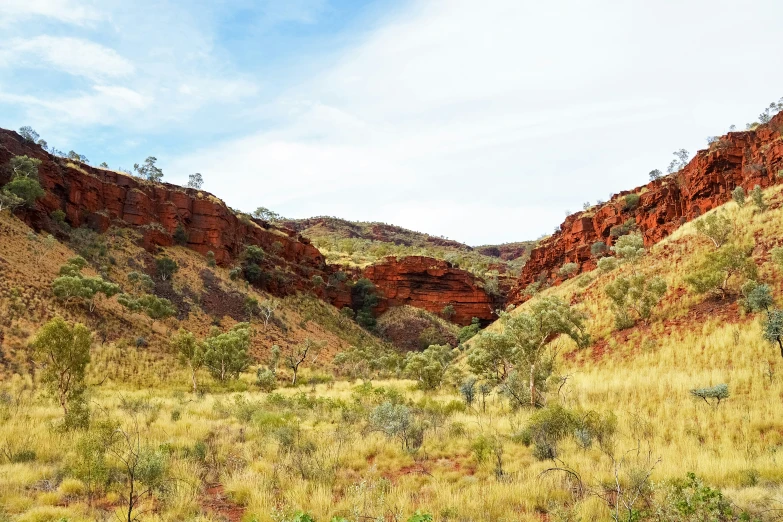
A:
[285, 215, 536, 277]
[513, 110, 783, 300]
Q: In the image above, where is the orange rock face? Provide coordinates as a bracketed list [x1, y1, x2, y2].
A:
[362, 256, 497, 326]
[511, 113, 783, 303]
[0, 129, 334, 297]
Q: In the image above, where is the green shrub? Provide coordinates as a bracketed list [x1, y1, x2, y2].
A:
[624, 193, 641, 210]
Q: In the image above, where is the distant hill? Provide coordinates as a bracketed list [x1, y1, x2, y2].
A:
[284, 215, 537, 277]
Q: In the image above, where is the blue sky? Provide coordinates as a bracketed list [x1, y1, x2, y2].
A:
[2, 0, 783, 245]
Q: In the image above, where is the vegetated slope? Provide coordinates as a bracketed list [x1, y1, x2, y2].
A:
[0, 210, 388, 384]
[285, 215, 536, 277]
[468, 183, 783, 515]
[0, 127, 497, 328]
[513, 110, 783, 300]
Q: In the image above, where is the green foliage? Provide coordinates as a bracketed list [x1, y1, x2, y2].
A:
[9, 155, 42, 179]
[52, 257, 120, 312]
[4, 176, 44, 206]
[597, 256, 619, 273]
[155, 257, 178, 281]
[750, 185, 766, 211]
[32, 317, 91, 424]
[171, 329, 202, 392]
[657, 473, 737, 520]
[118, 293, 176, 320]
[352, 278, 379, 329]
[469, 297, 589, 405]
[311, 275, 325, 288]
[649, 169, 662, 181]
[459, 378, 477, 407]
[740, 281, 774, 313]
[762, 309, 783, 358]
[610, 218, 636, 238]
[458, 317, 481, 343]
[406, 512, 434, 522]
[252, 206, 282, 221]
[201, 323, 252, 382]
[558, 262, 578, 278]
[685, 243, 757, 298]
[732, 186, 746, 207]
[173, 223, 188, 245]
[591, 241, 609, 258]
[771, 247, 783, 270]
[612, 233, 645, 262]
[134, 156, 164, 182]
[690, 384, 729, 406]
[523, 405, 617, 461]
[624, 193, 641, 210]
[605, 274, 667, 329]
[333, 344, 401, 380]
[206, 250, 216, 267]
[187, 172, 203, 189]
[127, 271, 154, 295]
[694, 211, 732, 248]
[441, 304, 456, 320]
[403, 344, 458, 390]
[367, 402, 426, 452]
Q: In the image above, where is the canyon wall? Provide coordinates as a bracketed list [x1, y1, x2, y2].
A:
[0, 129, 496, 324]
[512, 112, 783, 302]
[363, 256, 497, 326]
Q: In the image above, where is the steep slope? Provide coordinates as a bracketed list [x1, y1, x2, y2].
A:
[0, 129, 497, 327]
[513, 111, 783, 301]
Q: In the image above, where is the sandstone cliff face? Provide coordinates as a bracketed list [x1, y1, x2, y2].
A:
[0, 129, 331, 296]
[0, 129, 497, 324]
[512, 113, 783, 302]
[362, 256, 497, 326]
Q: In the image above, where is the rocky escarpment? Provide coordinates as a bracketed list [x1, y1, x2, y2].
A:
[0, 128, 336, 297]
[512, 112, 783, 302]
[362, 256, 498, 326]
[0, 128, 498, 324]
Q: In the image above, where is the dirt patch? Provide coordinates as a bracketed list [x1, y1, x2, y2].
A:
[199, 483, 245, 522]
[199, 270, 247, 322]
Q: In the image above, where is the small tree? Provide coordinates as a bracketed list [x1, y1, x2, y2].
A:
[252, 206, 281, 221]
[52, 257, 120, 312]
[18, 126, 40, 143]
[403, 344, 457, 390]
[200, 323, 252, 382]
[283, 338, 326, 386]
[559, 262, 579, 278]
[469, 297, 589, 407]
[750, 185, 767, 211]
[205, 251, 216, 268]
[134, 157, 164, 182]
[612, 233, 645, 262]
[173, 224, 188, 245]
[667, 149, 690, 174]
[732, 186, 746, 207]
[694, 211, 732, 249]
[170, 329, 202, 393]
[155, 257, 178, 281]
[591, 241, 609, 258]
[649, 169, 662, 181]
[118, 294, 176, 322]
[623, 193, 641, 211]
[187, 172, 203, 189]
[0, 190, 23, 213]
[127, 271, 154, 295]
[604, 274, 667, 329]
[31, 317, 91, 421]
[441, 304, 456, 321]
[685, 244, 757, 298]
[4, 156, 45, 207]
[763, 310, 783, 358]
[690, 384, 729, 407]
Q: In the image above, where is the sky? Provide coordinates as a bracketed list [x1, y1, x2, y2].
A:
[1, 0, 783, 246]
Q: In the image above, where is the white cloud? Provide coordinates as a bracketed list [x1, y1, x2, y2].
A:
[0, 36, 134, 80]
[0, 0, 103, 26]
[170, 0, 783, 244]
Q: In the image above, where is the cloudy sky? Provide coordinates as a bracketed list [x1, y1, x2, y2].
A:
[2, 0, 782, 245]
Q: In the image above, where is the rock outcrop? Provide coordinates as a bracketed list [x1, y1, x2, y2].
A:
[512, 112, 783, 302]
[0, 129, 497, 324]
[362, 256, 497, 326]
[0, 129, 334, 296]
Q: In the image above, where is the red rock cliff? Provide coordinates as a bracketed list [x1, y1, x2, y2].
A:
[0, 129, 334, 296]
[362, 256, 497, 326]
[512, 113, 783, 302]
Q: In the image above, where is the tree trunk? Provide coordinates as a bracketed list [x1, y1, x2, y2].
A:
[190, 366, 198, 393]
[292, 367, 298, 386]
[530, 363, 536, 408]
